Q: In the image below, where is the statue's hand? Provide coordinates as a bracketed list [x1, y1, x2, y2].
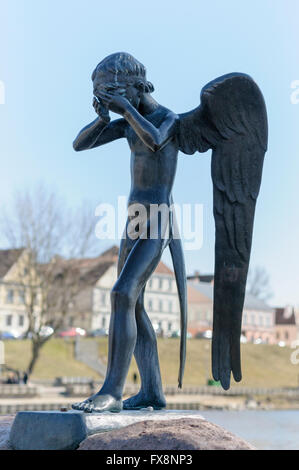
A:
[97, 91, 130, 116]
[93, 97, 111, 124]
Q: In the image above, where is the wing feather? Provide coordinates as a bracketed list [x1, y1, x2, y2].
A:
[178, 73, 268, 389]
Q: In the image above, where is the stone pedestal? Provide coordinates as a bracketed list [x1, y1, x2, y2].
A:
[9, 409, 205, 450]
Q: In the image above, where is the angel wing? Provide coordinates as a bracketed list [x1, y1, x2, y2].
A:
[177, 73, 268, 390]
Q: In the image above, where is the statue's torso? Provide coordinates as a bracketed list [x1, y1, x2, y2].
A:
[126, 106, 179, 209]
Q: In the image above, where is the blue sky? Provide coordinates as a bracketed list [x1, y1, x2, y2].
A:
[0, 0, 298, 306]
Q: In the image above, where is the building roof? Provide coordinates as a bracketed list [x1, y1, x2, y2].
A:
[101, 245, 175, 277]
[60, 247, 119, 287]
[188, 281, 273, 312]
[188, 281, 214, 302]
[187, 273, 214, 283]
[154, 261, 174, 276]
[244, 292, 273, 312]
[187, 283, 211, 303]
[70, 245, 119, 271]
[79, 261, 114, 286]
[67, 245, 175, 287]
[275, 307, 296, 326]
[0, 248, 25, 279]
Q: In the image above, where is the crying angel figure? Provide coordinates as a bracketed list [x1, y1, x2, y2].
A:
[72, 52, 268, 413]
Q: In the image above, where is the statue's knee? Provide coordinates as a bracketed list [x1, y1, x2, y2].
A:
[111, 285, 134, 310]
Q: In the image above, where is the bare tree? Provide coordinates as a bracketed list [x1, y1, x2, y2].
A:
[247, 266, 272, 301]
[1, 185, 98, 376]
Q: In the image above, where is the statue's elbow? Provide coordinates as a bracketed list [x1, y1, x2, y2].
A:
[151, 141, 162, 152]
[151, 137, 168, 152]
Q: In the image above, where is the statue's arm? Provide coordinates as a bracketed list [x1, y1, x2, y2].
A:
[123, 107, 178, 152]
[73, 118, 127, 152]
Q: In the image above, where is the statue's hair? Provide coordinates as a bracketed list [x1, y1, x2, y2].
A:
[92, 52, 154, 93]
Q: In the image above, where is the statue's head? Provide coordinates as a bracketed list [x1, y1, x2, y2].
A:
[92, 52, 154, 109]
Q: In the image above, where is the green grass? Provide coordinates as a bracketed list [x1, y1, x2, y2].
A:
[2, 338, 299, 388]
[130, 339, 299, 388]
[3, 338, 99, 380]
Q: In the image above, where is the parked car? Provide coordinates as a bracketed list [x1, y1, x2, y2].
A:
[254, 338, 263, 345]
[19, 325, 54, 340]
[152, 323, 165, 338]
[58, 327, 86, 337]
[171, 330, 192, 339]
[195, 330, 212, 340]
[0, 331, 19, 340]
[40, 326, 54, 337]
[88, 328, 108, 337]
[240, 334, 248, 344]
[171, 330, 180, 338]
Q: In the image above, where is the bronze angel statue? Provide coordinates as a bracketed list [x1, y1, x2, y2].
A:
[72, 52, 268, 413]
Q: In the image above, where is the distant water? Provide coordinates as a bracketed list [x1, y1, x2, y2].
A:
[200, 410, 299, 450]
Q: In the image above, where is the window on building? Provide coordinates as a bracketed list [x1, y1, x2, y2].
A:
[69, 316, 74, 327]
[158, 278, 163, 290]
[18, 290, 25, 304]
[276, 332, 280, 340]
[32, 293, 38, 306]
[168, 301, 173, 312]
[159, 300, 163, 312]
[102, 316, 106, 328]
[6, 315, 12, 326]
[168, 322, 172, 331]
[285, 331, 289, 340]
[148, 299, 153, 311]
[168, 279, 172, 291]
[148, 279, 153, 289]
[101, 292, 106, 305]
[259, 316, 263, 326]
[243, 314, 247, 325]
[6, 289, 14, 304]
[19, 315, 24, 327]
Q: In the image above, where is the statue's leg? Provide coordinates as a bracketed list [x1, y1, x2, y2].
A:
[72, 232, 166, 413]
[117, 232, 166, 409]
[123, 287, 166, 410]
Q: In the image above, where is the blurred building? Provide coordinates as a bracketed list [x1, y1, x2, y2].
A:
[274, 306, 297, 346]
[187, 283, 213, 336]
[187, 271, 214, 284]
[0, 249, 30, 337]
[187, 274, 276, 344]
[242, 294, 276, 344]
[66, 246, 180, 335]
[0, 246, 294, 346]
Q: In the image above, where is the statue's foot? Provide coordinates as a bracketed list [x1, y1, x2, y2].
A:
[123, 391, 166, 410]
[72, 393, 122, 413]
